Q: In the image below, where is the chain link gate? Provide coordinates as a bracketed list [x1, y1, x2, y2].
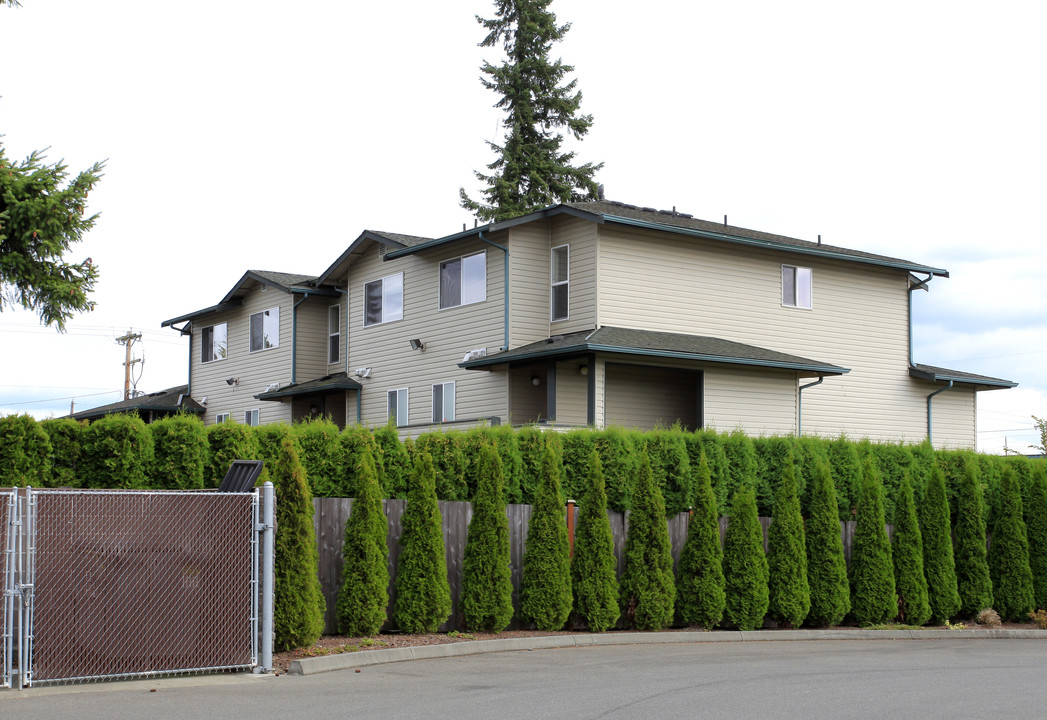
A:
[1, 484, 274, 689]
[1, 489, 16, 689]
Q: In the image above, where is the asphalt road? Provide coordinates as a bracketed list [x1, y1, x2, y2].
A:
[4, 639, 1046, 719]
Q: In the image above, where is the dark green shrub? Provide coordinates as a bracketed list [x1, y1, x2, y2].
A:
[722, 486, 769, 631]
[721, 430, 758, 508]
[677, 452, 726, 629]
[1024, 464, 1047, 611]
[826, 437, 862, 521]
[460, 445, 514, 632]
[40, 417, 83, 487]
[338, 425, 385, 498]
[795, 436, 829, 517]
[867, 443, 914, 524]
[988, 466, 1035, 621]
[272, 430, 325, 650]
[907, 440, 936, 512]
[592, 426, 637, 512]
[0, 413, 52, 487]
[463, 425, 523, 503]
[520, 446, 573, 630]
[646, 428, 692, 517]
[954, 458, 993, 617]
[80, 413, 153, 489]
[561, 428, 598, 507]
[892, 473, 931, 626]
[767, 455, 810, 628]
[394, 451, 452, 633]
[619, 452, 676, 630]
[517, 426, 562, 504]
[373, 421, 410, 499]
[294, 417, 343, 497]
[205, 420, 259, 488]
[414, 430, 466, 501]
[686, 429, 730, 516]
[571, 450, 620, 632]
[979, 454, 1005, 530]
[753, 436, 798, 516]
[337, 446, 389, 636]
[849, 457, 896, 626]
[805, 457, 850, 626]
[149, 414, 207, 490]
[920, 465, 961, 623]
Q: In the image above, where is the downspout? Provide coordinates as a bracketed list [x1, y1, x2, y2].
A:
[292, 292, 311, 384]
[356, 390, 362, 424]
[926, 380, 953, 445]
[797, 375, 824, 436]
[173, 322, 193, 395]
[908, 273, 933, 366]
[479, 229, 510, 351]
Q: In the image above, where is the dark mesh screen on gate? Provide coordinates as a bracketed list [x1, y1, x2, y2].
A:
[30, 491, 255, 682]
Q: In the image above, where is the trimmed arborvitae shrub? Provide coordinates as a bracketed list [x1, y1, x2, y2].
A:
[0, 413, 52, 487]
[1025, 464, 1047, 611]
[954, 459, 993, 617]
[272, 431, 325, 650]
[795, 436, 829, 518]
[414, 430, 467, 501]
[867, 443, 914, 524]
[827, 438, 863, 521]
[256, 424, 301, 482]
[988, 466, 1035, 621]
[753, 436, 798, 517]
[920, 465, 961, 623]
[767, 455, 810, 628]
[561, 428, 598, 508]
[295, 417, 343, 498]
[373, 421, 411, 499]
[722, 486, 769, 631]
[149, 414, 207, 490]
[619, 451, 676, 630]
[517, 426, 563, 505]
[849, 457, 896, 626]
[571, 450, 619, 632]
[338, 425, 385, 498]
[464, 426, 524, 503]
[205, 420, 259, 488]
[80, 413, 153, 489]
[721, 430, 759, 509]
[520, 446, 573, 630]
[592, 426, 637, 512]
[460, 444, 514, 632]
[805, 457, 850, 627]
[908, 440, 936, 512]
[686, 429, 730, 516]
[394, 452, 452, 633]
[337, 446, 390, 636]
[647, 428, 693, 517]
[40, 417, 83, 487]
[677, 452, 726, 629]
[892, 472, 931, 626]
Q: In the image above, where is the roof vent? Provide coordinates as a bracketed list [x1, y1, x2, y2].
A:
[597, 184, 605, 200]
[260, 283, 269, 293]
[378, 243, 387, 258]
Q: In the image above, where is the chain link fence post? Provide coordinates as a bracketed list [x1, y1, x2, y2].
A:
[256, 482, 275, 674]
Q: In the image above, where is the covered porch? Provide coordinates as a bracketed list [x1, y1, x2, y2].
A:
[255, 372, 361, 428]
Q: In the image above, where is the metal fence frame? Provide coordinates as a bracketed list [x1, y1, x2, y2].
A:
[1, 489, 16, 689]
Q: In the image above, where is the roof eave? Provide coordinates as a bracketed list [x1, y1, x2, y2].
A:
[161, 298, 243, 327]
[909, 366, 1017, 389]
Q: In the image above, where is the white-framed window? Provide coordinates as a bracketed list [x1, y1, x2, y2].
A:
[782, 265, 813, 309]
[432, 382, 455, 423]
[215, 412, 230, 424]
[201, 322, 227, 363]
[387, 388, 409, 427]
[364, 273, 404, 326]
[551, 245, 569, 321]
[328, 304, 341, 364]
[250, 307, 280, 351]
[244, 409, 260, 426]
[439, 251, 486, 309]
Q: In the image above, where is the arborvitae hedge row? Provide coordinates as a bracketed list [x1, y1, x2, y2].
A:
[849, 457, 896, 626]
[80, 413, 153, 489]
[571, 450, 620, 632]
[767, 455, 809, 628]
[646, 428, 692, 517]
[149, 414, 207, 490]
[954, 458, 993, 617]
[414, 430, 467, 501]
[520, 446, 573, 630]
[337, 446, 389, 636]
[1025, 465, 1047, 612]
[989, 466, 1035, 621]
[722, 485, 768, 631]
[0, 413, 52, 487]
[205, 420, 259, 488]
[865, 442, 914, 525]
[721, 430, 758, 512]
[805, 456, 850, 626]
[339, 425, 386, 498]
[753, 436, 798, 517]
[920, 465, 961, 623]
[891, 473, 930, 626]
[677, 452, 726, 629]
[592, 426, 636, 512]
[686, 429, 730, 516]
[826, 438, 862, 522]
[40, 417, 83, 487]
[295, 417, 343, 497]
[373, 422, 411, 499]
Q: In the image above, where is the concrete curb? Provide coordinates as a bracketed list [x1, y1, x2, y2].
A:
[287, 628, 1047, 675]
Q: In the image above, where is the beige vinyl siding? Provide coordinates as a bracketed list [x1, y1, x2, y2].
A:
[604, 363, 700, 431]
[294, 296, 338, 383]
[548, 216, 597, 334]
[925, 382, 977, 449]
[509, 370, 546, 424]
[344, 238, 509, 430]
[554, 360, 588, 425]
[703, 365, 798, 435]
[190, 284, 294, 426]
[596, 224, 943, 444]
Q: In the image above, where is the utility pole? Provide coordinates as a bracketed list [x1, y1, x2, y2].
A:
[115, 330, 142, 401]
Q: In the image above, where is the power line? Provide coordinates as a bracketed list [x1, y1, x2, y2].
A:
[2, 390, 120, 406]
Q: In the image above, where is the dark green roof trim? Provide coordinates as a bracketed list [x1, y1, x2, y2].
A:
[909, 364, 1017, 389]
[161, 298, 243, 327]
[317, 230, 434, 284]
[255, 372, 362, 400]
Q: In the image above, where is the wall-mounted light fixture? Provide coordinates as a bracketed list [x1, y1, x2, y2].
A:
[353, 367, 372, 379]
[409, 338, 425, 351]
[226, 377, 240, 386]
[531, 375, 541, 386]
[578, 364, 589, 376]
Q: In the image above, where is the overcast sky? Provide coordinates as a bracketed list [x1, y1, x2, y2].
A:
[2, 0, 1044, 454]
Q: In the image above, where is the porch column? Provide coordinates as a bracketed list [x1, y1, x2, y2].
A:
[546, 362, 556, 421]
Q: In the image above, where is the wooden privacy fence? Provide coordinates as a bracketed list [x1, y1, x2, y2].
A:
[314, 498, 887, 634]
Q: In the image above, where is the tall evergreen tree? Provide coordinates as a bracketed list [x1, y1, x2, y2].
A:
[1024, 464, 1047, 611]
[460, 0, 602, 221]
[394, 452, 452, 633]
[460, 444, 515, 631]
[336, 447, 389, 636]
[954, 459, 993, 617]
[722, 486, 769, 631]
[920, 465, 961, 623]
[805, 457, 850, 626]
[619, 452, 676, 630]
[571, 450, 620, 631]
[892, 473, 931, 626]
[677, 452, 726, 629]
[988, 466, 1035, 621]
[520, 446, 573, 629]
[849, 457, 896, 626]
[767, 455, 810, 628]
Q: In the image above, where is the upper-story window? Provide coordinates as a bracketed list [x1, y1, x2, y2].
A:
[782, 265, 812, 309]
[201, 322, 227, 363]
[364, 272, 404, 326]
[440, 251, 486, 309]
[551, 245, 569, 321]
[328, 304, 341, 364]
[250, 307, 280, 351]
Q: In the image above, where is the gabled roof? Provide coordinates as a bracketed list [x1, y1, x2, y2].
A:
[255, 372, 362, 400]
[460, 326, 849, 377]
[316, 230, 434, 285]
[909, 363, 1017, 389]
[71, 385, 203, 421]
